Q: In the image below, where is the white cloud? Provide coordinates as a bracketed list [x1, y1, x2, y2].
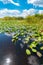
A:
[38, 10, 43, 14]
[0, 8, 43, 18]
[27, 0, 43, 7]
[0, 9, 20, 18]
[0, 0, 20, 6]
[20, 9, 38, 17]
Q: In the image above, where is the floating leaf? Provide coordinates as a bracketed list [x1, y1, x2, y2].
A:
[30, 42, 37, 48]
[32, 48, 37, 52]
[37, 37, 41, 41]
[26, 49, 31, 55]
[36, 52, 42, 57]
[40, 46, 43, 50]
[41, 32, 43, 35]
[12, 39, 15, 42]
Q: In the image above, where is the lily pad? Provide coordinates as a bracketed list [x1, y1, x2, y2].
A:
[36, 52, 42, 57]
[40, 46, 43, 50]
[26, 49, 31, 55]
[32, 48, 37, 52]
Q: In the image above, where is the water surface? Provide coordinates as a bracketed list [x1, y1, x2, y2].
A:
[0, 33, 27, 65]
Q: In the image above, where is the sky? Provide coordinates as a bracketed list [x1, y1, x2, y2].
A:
[0, 0, 43, 18]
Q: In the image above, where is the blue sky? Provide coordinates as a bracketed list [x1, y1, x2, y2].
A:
[0, 0, 43, 18]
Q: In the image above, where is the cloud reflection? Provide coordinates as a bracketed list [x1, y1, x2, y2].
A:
[1, 54, 13, 65]
[5, 57, 12, 63]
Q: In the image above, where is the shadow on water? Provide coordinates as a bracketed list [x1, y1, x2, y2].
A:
[0, 33, 27, 65]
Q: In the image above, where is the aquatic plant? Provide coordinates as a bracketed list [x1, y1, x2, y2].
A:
[12, 27, 43, 58]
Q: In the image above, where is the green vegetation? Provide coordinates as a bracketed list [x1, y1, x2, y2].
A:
[0, 14, 43, 33]
[12, 26, 43, 57]
[26, 49, 31, 55]
[0, 14, 43, 57]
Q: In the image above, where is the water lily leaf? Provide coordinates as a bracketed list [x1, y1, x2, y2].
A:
[41, 32, 43, 35]
[26, 49, 31, 55]
[40, 46, 43, 50]
[34, 33, 39, 37]
[25, 37, 29, 40]
[12, 39, 15, 42]
[12, 36, 16, 38]
[32, 48, 37, 52]
[31, 43, 36, 47]
[30, 42, 37, 48]
[21, 32, 24, 36]
[37, 37, 41, 41]
[36, 52, 42, 57]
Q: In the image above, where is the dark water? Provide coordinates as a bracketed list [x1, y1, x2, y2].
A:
[0, 33, 43, 65]
[0, 33, 27, 65]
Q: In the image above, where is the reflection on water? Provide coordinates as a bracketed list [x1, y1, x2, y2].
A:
[1, 54, 13, 65]
[0, 33, 18, 65]
[0, 33, 27, 65]
[0, 33, 43, 65]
